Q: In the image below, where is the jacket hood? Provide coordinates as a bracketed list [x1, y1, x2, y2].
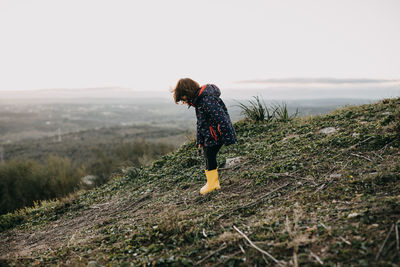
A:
[190, 84, 221, 107]
[199, 84, 221, 98]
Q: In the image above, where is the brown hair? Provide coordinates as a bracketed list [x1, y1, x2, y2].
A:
[172, 78, 200, 104]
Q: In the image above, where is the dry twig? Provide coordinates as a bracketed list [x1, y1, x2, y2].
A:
[339, 236, 351, 245]
[202, 228, 207, 238]
[238, 244, 245, 254]
[217, 183, 290, 220]
[396, 221, 399, 251]
[196, 242, 227, 265]
[319, 222, 351, 245]
[372, 151, 384, 160]
[350, 153, 372, 162]
[376, 224, 395, 261]
[315, 157, 350, 194]
[293, 250, 299, 267]
[319, 222, 330, 232]
[310, 251, 323, 265]
[348, 136, 374, 150]
[239, 183, 290, 210]
[233, 225, 283, 266]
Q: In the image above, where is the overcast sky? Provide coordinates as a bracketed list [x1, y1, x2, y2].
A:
[0, 0, 399, 91]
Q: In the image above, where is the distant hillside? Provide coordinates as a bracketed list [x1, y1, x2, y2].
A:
[2, 124, 188, 163]
[0, 99, 194, 144]
[0, 98, 399, 266]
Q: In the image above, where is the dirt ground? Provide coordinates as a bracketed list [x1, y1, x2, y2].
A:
[0, 191, 154, 261]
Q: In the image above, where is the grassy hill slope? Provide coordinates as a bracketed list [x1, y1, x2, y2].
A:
[0, 98, 399, 266]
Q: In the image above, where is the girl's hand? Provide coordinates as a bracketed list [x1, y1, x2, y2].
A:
[198, 144, 203, 149]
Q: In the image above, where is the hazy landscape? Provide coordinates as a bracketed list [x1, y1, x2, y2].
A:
[0, 85, 393, 170]
[1, 85, 392, 145]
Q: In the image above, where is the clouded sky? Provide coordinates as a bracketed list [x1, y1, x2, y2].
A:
[0, 0, 399, 91]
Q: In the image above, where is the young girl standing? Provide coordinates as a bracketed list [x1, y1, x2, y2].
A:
[172, 78, 237, 195]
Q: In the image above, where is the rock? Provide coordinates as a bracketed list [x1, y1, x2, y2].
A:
[347, 213, 360, 219]
[223, 157, 245, 168]
[329, 173, 342, 179]
[81, 175, 96, 186]
[319, 127, 339, 134]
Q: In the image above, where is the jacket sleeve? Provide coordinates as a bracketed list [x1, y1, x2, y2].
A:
[201, 95, 236, 145]
[195, 108, 205, 146]
[196, 120, 203, 146]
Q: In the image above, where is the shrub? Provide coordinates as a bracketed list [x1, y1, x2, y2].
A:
[0, 156, 85, 215]
[0, 159, 44, 214]
[0, 140, 174, 215]
[89, 140, 174, 185]
[43, 155, 85, 197]
[0, 211, 25, 232]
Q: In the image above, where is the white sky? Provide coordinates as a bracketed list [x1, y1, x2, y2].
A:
[0, 0, 399, 91]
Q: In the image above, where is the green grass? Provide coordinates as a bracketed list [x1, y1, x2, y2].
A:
[236, 96, 274, 122]
[1, 97, 399, 266]
[237, 97, 298, 123]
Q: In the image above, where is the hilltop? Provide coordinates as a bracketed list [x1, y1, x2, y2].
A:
[0, 98, 399, 266]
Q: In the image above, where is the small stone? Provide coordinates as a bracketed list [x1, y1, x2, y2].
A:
[352, 132, 360, 137]
[224, 157, 244, 168]
[329, 173, 342, 179]
[347, 213, 360, 219]
[319, 127, 339, 134]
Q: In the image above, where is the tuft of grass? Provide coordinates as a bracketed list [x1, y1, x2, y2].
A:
[237, 96, 298, 123]
[273, 101, 298, 122]
[237, 96, 274, 122]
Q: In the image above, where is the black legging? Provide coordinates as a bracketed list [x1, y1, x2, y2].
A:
[203, 144, 223, 171]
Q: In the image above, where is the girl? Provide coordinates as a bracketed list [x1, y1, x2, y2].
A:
[172, 78, 237, 195]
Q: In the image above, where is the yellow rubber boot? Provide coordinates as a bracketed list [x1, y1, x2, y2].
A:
[200, 169, 220, 195]
[215, 167, 220, 189]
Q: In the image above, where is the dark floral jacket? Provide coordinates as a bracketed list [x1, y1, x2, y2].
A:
[189, 84, 237, 147]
